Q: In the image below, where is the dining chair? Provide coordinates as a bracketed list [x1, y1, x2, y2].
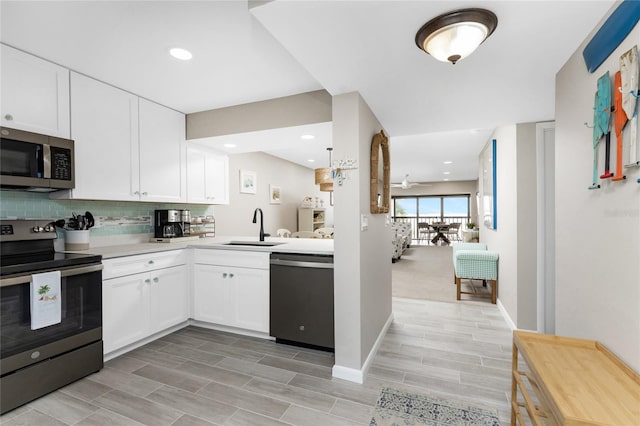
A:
[446, 222, 461, 241]
[417, 222, 434, 244]
[291, 231, 319, 238]
[276, 228, 291, 238]
[314, 227, 334, 238]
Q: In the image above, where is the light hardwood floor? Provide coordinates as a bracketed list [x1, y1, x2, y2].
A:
[0, 297, 512, 426]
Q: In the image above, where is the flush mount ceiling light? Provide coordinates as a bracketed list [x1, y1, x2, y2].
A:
[223, 143, 236, 148]
[415, 8, 497, 64]
[301, 134, 315, 140]
[169, 47, 193, 61]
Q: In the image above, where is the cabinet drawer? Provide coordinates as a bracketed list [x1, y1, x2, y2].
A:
[193, 249, 269, 269]
[103, 250, 186, 279]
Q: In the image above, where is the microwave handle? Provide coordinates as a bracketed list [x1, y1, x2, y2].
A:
[42, 144, 51, 179]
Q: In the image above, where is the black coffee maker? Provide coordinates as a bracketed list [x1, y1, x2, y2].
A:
[154, 209, 190, 238]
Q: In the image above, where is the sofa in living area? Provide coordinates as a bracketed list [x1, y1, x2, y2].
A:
[391, 221, 412, 262]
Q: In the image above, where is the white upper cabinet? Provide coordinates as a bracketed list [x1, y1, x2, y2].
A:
[139, 99, 186, 203]
[186, 144, 229, 204]
[52, 73, 186, 202]
[1, 44, 70, 138]
[65, 72, 140, 201]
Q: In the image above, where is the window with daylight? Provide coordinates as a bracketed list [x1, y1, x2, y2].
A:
[392, 195, 470, 222]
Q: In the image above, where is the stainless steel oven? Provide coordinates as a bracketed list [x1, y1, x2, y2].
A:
[0, 220, 102, 414]
[0, 127, 74, 191]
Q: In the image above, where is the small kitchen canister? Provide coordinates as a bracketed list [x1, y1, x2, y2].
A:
[65, 229, 90, 251]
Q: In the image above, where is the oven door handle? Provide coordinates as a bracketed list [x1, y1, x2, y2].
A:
[0, 264, 103, 287]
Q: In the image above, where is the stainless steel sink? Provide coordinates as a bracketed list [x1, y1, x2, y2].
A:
[223, 241, 284, 247]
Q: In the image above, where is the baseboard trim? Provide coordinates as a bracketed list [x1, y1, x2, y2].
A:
[103, 321, 189, 362]
[497, 299, 516, 330]
[332, 311, 394, 384]
[189, 320, 273, 340]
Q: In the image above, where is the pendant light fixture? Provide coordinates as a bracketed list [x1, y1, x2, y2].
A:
[315, 147, 333, 192]
[415, 8, 497, 64]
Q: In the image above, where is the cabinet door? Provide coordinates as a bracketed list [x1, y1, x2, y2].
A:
[205, 151, 229, 204]
[230, 267, 269, 333]
[1, 45, 70, 138]
[186, 147, 207, 203]
[102, 273, 149, 354]
[149, 265, 189, 334]
[139, 99, 185, 203]
[187, 145, 229, 204]
[67, 72, 139, 201]
[192, 264, 230, 325]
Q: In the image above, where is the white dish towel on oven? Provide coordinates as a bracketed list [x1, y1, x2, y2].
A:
[30, 270, 62, 330]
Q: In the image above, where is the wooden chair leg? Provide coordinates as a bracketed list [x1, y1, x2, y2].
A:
[456, 276, 461, 300]
[490, 280, 497, 304]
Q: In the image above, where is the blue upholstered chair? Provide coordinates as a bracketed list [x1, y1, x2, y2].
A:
[453, 249, 499, 304]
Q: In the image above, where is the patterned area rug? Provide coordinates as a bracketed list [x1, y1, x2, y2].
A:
[370, 387, 500, 426]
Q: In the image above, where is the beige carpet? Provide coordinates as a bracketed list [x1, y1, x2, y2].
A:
[392, 245, 493, 304]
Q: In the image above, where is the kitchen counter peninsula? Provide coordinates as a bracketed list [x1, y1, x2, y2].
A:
[74, 236, 333, 259]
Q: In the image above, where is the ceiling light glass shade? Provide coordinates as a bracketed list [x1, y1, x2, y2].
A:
[415, 9, 497, 64]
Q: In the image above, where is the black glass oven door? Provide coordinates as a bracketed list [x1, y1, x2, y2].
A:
[0, 264, 103, 374]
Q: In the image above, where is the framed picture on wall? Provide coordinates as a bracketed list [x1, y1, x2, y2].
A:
[239, 170, 257, 194]
[482, 139, 497, 230]
[269, 184, 281, 204]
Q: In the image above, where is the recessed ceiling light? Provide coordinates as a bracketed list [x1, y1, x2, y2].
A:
[443, 161, 453, 164]
[307, 159, 315, 163]
[169, 48, 192, 61]
[443, 171, 451, 175]
[301, 134, 315, 140]
[223, 143, 236, 148]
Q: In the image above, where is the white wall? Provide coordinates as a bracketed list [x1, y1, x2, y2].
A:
[333, 92, 392, 375]
[480, 126, 519, 325]
[213, 152, 332, 236]
[555, 5, 640, 372]
[516, 123, 538, 330]
[479, 124, 539, 330]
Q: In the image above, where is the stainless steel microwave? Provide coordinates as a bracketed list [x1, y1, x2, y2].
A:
[0, 127, 74, 191]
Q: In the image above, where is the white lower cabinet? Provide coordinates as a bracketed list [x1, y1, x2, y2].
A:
[102, 251, 188, 354]
[193, 250, 269, 333]
[149, 265, 190, 334]
[102, 273, 149, 354]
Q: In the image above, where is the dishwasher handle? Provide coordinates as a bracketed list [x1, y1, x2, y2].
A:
[270, 259, 333, 269]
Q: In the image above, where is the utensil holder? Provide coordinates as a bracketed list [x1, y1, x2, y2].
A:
[65, 230, 90, 251]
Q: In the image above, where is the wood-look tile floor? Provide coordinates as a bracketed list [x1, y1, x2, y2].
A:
[1, 298, 513, 426]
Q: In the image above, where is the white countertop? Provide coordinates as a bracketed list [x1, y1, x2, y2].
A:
[73, 236, 333, 259]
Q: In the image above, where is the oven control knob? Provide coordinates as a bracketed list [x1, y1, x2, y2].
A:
[44, 225, 54, 232]
[32, 226, 44, 233]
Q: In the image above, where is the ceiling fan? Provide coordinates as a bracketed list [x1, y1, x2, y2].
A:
[391, 174, 432, 189]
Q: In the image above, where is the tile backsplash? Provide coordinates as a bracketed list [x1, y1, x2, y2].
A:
[0, 191, 214, 237]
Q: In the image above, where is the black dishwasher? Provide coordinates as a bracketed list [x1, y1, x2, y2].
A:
[269, 253, 334, 351]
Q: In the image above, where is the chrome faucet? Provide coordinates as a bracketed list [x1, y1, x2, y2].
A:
[252, 208, 267, 241]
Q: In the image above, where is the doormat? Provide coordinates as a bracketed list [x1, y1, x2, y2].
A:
[370, 387, 500, 426]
